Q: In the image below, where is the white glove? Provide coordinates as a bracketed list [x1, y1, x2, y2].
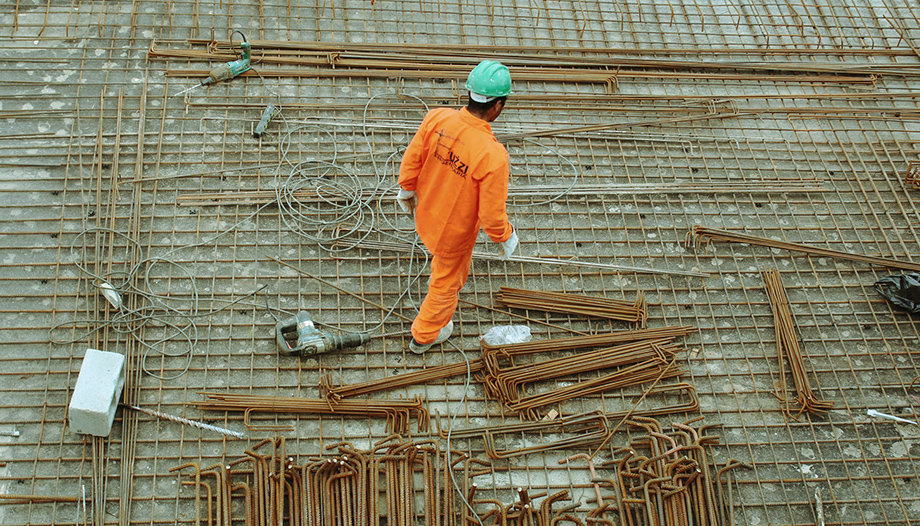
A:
[500, 229, 519, 260]
[396, 188, 416, 214]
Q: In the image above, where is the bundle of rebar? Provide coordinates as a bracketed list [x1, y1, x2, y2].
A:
[479, 333, 687, 419]
[762, 269, 834, 419]
[319, 328, 694, 405]
[323, 348, 699, 428]
[171, 436, 457, 526]
[481, 338, 679, 404]
[595, 417, 751, 526]
[505, 359, 684, 419]
[319, 359, 485, 401]
[494, 287, 648, 326]
[150, 39, 899, 85]
[687, 225, 920, 272]
[191, 391, 429, 434]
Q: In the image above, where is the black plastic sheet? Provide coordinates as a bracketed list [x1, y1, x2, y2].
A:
[874, 273, 920, 313]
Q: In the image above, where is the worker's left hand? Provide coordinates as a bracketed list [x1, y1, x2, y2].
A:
[396, 188, 416, 214]
[500, 229, 519, 260]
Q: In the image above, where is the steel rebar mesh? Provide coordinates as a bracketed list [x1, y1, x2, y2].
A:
[1, 1, 920, 526]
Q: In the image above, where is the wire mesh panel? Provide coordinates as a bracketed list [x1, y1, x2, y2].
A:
[0, 1, 919, 525]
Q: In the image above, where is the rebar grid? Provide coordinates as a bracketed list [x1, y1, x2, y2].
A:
[2, 1, 920, 526]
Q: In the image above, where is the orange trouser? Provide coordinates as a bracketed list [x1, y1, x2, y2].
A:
[411, 250, 474, 344]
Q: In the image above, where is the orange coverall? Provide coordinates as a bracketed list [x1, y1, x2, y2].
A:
[398, 107, 514, 344]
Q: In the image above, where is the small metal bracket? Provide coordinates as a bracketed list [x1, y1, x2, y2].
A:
[905, 161, 919, 189]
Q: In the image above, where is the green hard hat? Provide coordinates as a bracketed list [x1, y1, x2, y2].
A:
[464, 60, 513, 101]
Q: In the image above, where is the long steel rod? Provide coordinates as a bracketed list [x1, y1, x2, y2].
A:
[173, 38, 920, 56]
[175, 180, 829, 208]
[122, 404, 246, 439]
[343, 239, 710, 277]
[689, 225, 920, 272]
[150, 40, 917, 77]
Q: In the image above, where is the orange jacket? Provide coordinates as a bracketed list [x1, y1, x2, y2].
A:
[399, 107, 513, 257]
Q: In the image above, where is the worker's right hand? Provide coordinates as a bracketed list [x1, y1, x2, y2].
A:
[500, 228, 519, 260]
[396, 188, 416, 214]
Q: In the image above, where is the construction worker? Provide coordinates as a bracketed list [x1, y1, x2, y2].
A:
[396, 60, 519, 354]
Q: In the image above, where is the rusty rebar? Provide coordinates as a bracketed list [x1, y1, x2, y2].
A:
[762, 268, 834, 419]
[175, 437, 458, 526]
[320, 359, 485, 401]
[598, 418, 736, 526]
[688, 225, 920, 273]
[494, 287, 648, 326]
[479, 334, 687, 418]
[480, 338, 680, 405]
[191, 391, 429, 433]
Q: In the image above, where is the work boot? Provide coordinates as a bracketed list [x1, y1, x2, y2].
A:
[409, 321, 453, 354]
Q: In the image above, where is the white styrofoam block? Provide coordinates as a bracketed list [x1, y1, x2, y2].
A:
[68, 348, 126, 437]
